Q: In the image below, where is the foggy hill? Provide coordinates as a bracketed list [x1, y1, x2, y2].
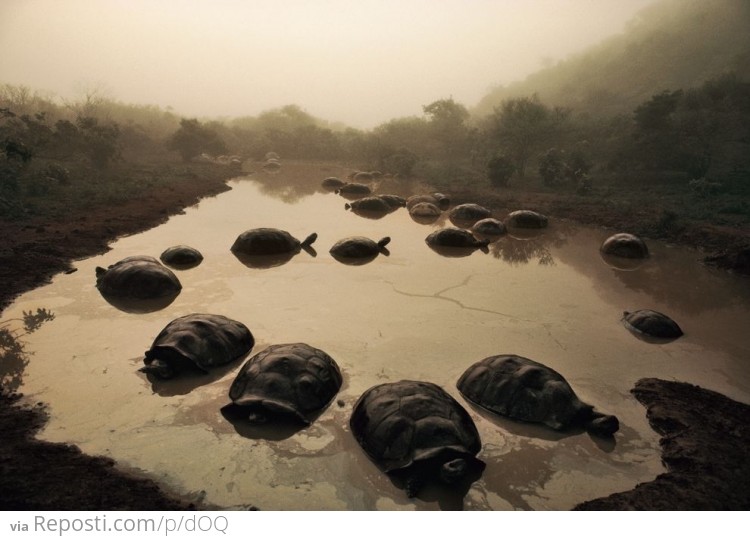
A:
[473, 0, 750, 117]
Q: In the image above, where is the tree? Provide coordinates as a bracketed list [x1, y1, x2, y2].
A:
[485, 95, 568, 178]
[486, 155, 515, 187]
[423, 98, 470, 162]
[166, 119, 226, 162]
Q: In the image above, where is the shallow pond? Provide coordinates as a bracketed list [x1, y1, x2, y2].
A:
[3, 162, 750, 510]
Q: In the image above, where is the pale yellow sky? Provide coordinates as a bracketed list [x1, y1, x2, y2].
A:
[0, 0, 657, 128]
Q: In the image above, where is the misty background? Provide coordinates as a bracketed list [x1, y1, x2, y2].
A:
[1, 0, 657, 128]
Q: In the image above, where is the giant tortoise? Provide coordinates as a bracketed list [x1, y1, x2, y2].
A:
[141, 313, 254, 379]
[457, 354, 619, 436]
[350, 380, 484, 497]
[226, 343, 342, 425]
[622, 309, 683, 340]
[329, 236, 391, 265]
[95, 256, 182, 311]
[231, 228, 317, 268]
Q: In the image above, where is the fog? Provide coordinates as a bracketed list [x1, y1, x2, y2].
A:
[1, 0, 656, 128]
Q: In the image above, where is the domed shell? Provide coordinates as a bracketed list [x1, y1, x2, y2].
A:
[622, 309, 683, 339]
[228, 343, 342, 424]
[409, 202, 441, 218]
[95, 256, 181, 300]
[426, 228, 488, 249]
[160, 245, 203, 269]
[377, 194, 407, 209]
[330, 236, 390, 263]
[601, 233, 649, 259]
[471, 218, 507, 236]
[406, 194, 450, 211]
[350, 380, 482, 477]
[321, 177, 346, 189]
[231, 228, 317, 256]
[505, 210, 548, 229]
[449, 203, 492, 225]
[345, 196, 393, 214]
[336, 183, 372, 196]
[457, 354, 618, 436]
[142, 313, 254, 379]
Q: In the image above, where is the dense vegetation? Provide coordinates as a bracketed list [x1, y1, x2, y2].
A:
[1, 0, 749, 235]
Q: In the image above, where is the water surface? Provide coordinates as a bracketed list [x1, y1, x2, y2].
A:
[3, 162, 749, 510]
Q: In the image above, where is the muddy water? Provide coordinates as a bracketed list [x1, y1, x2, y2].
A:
[3, 162, 750, 510]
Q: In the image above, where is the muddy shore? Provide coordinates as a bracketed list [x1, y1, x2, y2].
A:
[1, 161, 749, 510]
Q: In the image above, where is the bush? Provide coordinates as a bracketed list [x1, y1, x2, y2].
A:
[487, 155, 515, 187]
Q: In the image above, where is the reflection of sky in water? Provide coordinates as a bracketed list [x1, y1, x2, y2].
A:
[2, 162, 749, 510]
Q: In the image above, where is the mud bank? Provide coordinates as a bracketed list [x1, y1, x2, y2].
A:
[575, 378, 750, 510]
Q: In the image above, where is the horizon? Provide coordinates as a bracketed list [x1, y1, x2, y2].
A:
[1, 0, 657, 129]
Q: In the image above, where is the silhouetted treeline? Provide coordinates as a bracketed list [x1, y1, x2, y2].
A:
[2, 0, 749, 221]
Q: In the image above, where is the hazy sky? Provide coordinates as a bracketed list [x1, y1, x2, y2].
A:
[1, 0, 657, 128]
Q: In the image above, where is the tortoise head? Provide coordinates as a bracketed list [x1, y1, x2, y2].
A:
[439, 458, 468, 484]
[584, 412, 619, 437]
[140, 357, 176, 380]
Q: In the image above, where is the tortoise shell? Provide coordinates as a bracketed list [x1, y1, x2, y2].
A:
[622, 309, 683, 339]
[426, 228, 488, 249]
[95, 256, 181, 300]
[160, 245, 204, 269]
[457, 354, 618, 436]
[505, 210, 548, 229]
[406, 193, 450, 211]
[377, 194, 407, 209]
[471, 218, 507, 236]
[345, 196, 393, 214]
[336, 183, 372, 196]
[449, 203, 492, 226]
[228, 343, 342, 424]
[601, 233, 649, 259]
[350, 380, 482, 494]
[322, 177, 346, 189]
[142, 313, 254, 379]
[231, 228, 317, 256]
[329, 236, 390, 264]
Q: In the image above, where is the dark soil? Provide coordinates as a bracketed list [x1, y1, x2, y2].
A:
[575, 378, 750, 510]
[1, 159, 748, 510]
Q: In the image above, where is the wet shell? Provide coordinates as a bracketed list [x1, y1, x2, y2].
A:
[336, 183, 372, 196]
[350, 380, 483, 494]
[457, 354, 618, 435]
[406, 194, 450, 211]
[228, 343, 342, 424]
[142, 313, 254, 378]
[322, 177, 346, 189]
[505, 210, 548, 229]
[231, 228, 316, 256]
[449, 203, 491, 225]
[426, 228, 488, 249]
[160, 245, 204, 268]
[471, 218, 507, 236]
[377, 194, 407, 208]
[409, 202, 441, 218]
[95, 256, 181, 300]
[345, 196, 393, 214]
[329, 236, 390, 259]
[600, 233, 649, 259]
[622, 309, 683, 339]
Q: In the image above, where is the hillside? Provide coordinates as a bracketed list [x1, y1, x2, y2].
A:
[473, 0, 750, 117]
